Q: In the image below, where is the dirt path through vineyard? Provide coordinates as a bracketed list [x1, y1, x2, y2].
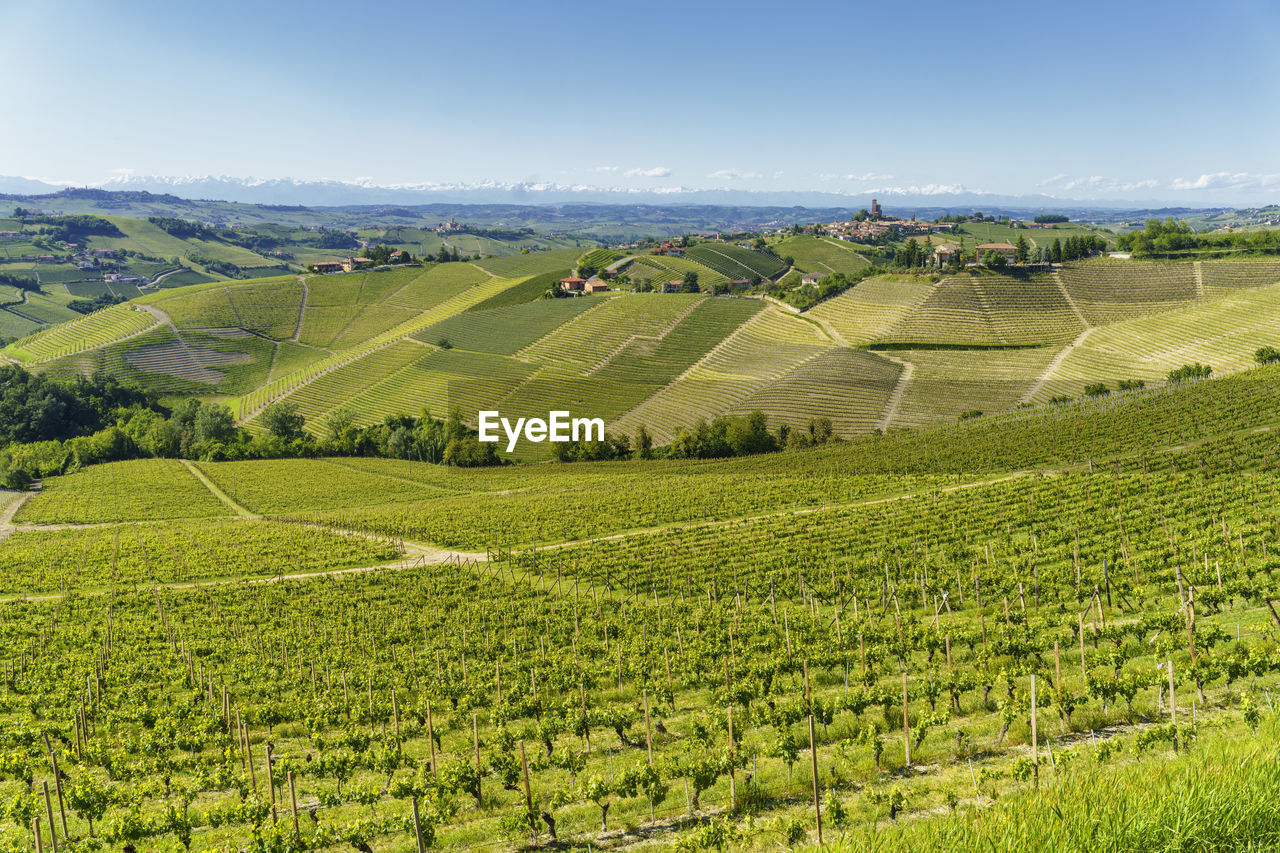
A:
[0, 492, 31, 541]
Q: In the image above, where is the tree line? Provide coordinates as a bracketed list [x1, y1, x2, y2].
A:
[1116, 218, 1280, 257]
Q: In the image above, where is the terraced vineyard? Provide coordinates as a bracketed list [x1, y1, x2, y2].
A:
[14, 256, 1280, 450]
[1, 304, 156, 362]
[874, 274, 1083, 347]
[1058, 260, 1198, 324]
[684, 243, 788, 280]
[725, 347, 902, 435]
[623, 255, 729, 288]
[2, 364, 1279, 851]
[809, 277, 936, 345]
[413, 298, 602, 356]
[1030, 280, 1280, 402]
[613, 307, 835, 442]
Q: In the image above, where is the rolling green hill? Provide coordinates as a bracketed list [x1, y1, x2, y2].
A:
[9, 255, 1280, 450]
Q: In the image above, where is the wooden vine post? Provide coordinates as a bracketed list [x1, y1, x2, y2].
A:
[1167, 659, 1178, 750]
[472, 712, 483, 805]
[42, 733, 68, 837]
[266, 743, 278, 823]
[1030, 674, 1039, 788]
[411, 797, 427, 853]
[808, 714, 823, 845]
[727, 704, 736, 812]
[901, 669, 911, 768]
[426, 699, 437, 778]
[519, 740, 536, 840]
[42, 782, 58, 853]
[288, 770, 299, 835]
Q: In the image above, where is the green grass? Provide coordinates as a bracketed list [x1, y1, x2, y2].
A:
[414, 296, 600, 355]
[463, 268, 571, 312]
[828, 717, 1280, 852]
[195, 458, 447, 514]
[226, 277, 304, 339]
[473, 247, 583, 277]
[771, 235, 873, 277]
[0, 309, 40, 340]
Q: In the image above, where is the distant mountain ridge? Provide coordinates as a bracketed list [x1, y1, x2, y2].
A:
[0, 173, 1228, 212]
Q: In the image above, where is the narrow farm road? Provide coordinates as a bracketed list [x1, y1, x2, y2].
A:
[876, 355, 915, 433]
[1021, 327, 1094, 403]
[0, 492, 32, 541]
[180, 460, 259, 519]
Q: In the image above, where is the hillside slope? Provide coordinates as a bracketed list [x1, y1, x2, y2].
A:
[8, 256, 1280, 447]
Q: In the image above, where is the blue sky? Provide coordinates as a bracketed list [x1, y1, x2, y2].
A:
[3, 0, 1279, 203]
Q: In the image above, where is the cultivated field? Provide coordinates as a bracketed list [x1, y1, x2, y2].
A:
[1, 363, 1278, 851]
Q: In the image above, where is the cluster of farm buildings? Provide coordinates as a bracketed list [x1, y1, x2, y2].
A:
[308, 252, 407, 274]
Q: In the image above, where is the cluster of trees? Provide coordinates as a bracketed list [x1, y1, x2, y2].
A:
[424, 246, 481, 263]
[67, 292, 127, 315]
[1168, 362, 1213, 383]
[668, 412, 838, 459]
[312, 230, 360, 250]
[186, 252, 244, 278]
[779, 269, 875, 310]
[1048, 235, 1107, 263]
[149, 216, 282, 254]
[1084, 378, 1145, 397]
[25, 214, 123, 243]
[0, 272, 39, 291]
[0, 366, 156, 445]
[358, 244, 414, 265]
[1034, 214, 1071, 224]
[1116, 218, 1280, 257]
[0, 366, 511, 488]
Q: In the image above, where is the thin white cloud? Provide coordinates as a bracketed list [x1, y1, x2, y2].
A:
[818, 172, 894, 182]
[864, 183, 975, 196]
[1169, 171, 1280, 191]
[624, 166, 671, 178]
[1037, 174, 1160, 193]
[592, 165, 618, 173]
[709, 168, 763, 180]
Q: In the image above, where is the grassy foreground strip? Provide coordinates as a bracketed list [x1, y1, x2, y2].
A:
[823, 717, 1280, 852]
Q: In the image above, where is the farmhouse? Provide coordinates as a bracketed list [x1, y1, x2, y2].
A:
[661, 280, 684, 293]
[342, 257, 376, 272]
[310, 261, 344, 273]
[976, 242, 1017, 264]
[801, 271, 828, 286]
[934, 243, 960, 264]
[651, 241, 685, 257]
[559, 276, 586, 293]
[584, 280, 610, 294]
